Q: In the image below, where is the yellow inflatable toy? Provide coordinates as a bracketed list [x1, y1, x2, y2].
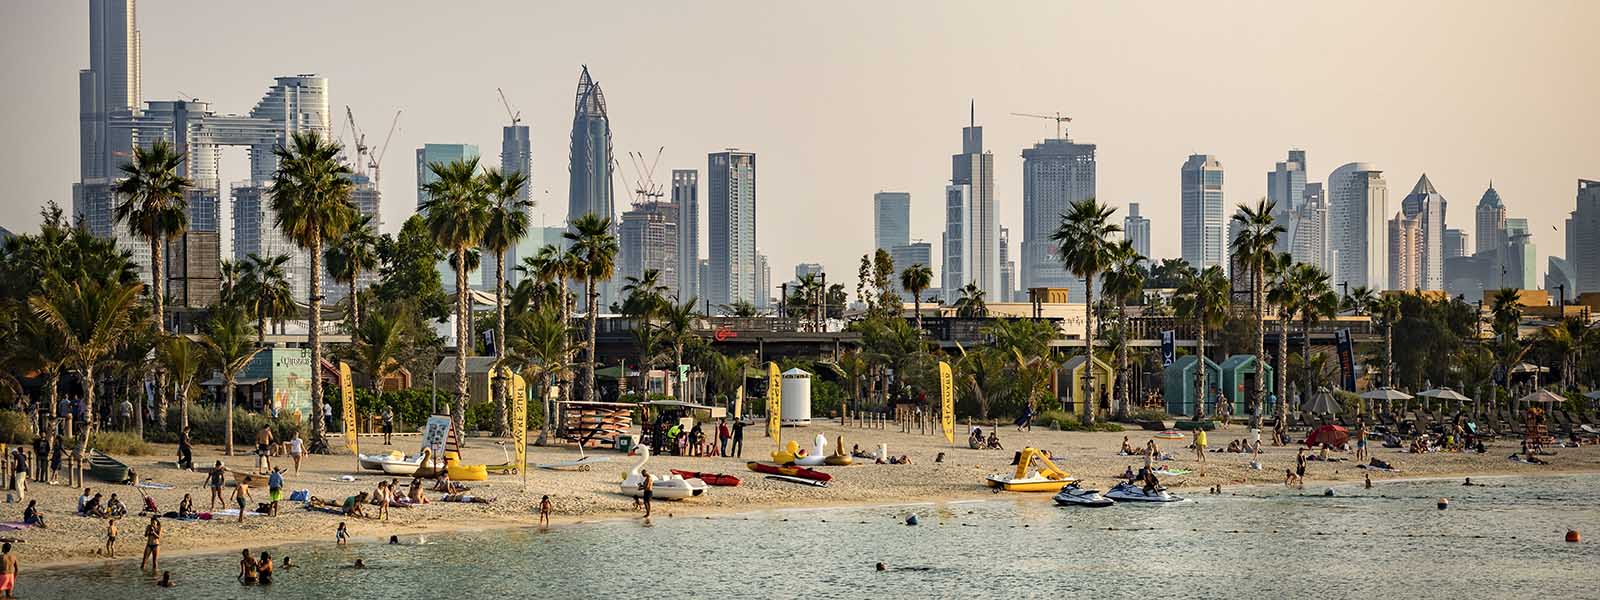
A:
[771, 440, 806, 464]
[415, 450, 489, 481]
[825, 435, 853, 466]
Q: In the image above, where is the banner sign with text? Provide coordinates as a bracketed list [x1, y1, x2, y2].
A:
[339, 362, 357, 456]
[1335, 328, 1356, 392]
[1160, 330, 1176, 367]
[766, 362, 781, 443]
[938, 361, 955, 443]
[510, 370, 527, 479]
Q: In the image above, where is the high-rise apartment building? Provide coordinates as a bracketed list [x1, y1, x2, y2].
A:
[708, 151, 757, 308]
[1502, 218, 1537, 291]
[416, 144, 481, 208]
[998, 228, 1016, 302]
[325, 174, 382, 304]
[1123, 203, 1151, 259]
[499, 124, 532, 286]
[1389, 212, 1424, 291]
[755, 251, 771, 309]
[1329, 162, 1388, 290]
[1443, 228, 1469, 259]
[1547, 257, 1576, 299]
[1475, 184, 1506, 255]
[1181, 154, 1226, 273]
[1571, 180, 1600, 293]
[568, 66, 616, 305]
[1267, 150, 1309, 256]
[1398, 174, 1446, 290]
[794, 263, 824, 280]
[1020, 131, 1095, 299]
[892, 242, 934, 302]
[947, 104, 999, 301]
[672, 170, 699, 301]
[1289, 182, 1331, 271]
[619, 201, 679, 296]
[874, 192, 911, 253]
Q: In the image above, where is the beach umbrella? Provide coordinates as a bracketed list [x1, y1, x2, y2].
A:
[1583, 390, 1600, 400]
[1306, 424, 1349, 448]
[1302, 387, 1341, 416]
[1417, 387, 1471, 412]
[1517, 389, 1566, 405]
[1359, 387, 1412, 413]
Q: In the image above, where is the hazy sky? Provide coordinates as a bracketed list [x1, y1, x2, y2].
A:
[2, 0, 1597, 293]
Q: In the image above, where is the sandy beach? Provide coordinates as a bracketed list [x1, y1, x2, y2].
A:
[9, 421, 1598, 571]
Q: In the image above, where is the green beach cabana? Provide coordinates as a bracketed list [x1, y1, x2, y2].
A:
[1218, 354, 1275, 416]
[1163, 355, 1222, 417]
[1057, 355, 1113, 413]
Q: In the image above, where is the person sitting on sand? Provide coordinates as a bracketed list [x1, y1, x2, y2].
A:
[177, 494, 196, 518]
[986, 431, 1003, 450]
[407, 477, 429, 505]
[1120, 436, 1135, 456]
[21, 500, 44, 529]
[78, 488, 93, 515]
[238, 548, 259, 585]
[969, 428, 984, 449]
[84, 493, 106, 518]
[105, 493, 127, 518]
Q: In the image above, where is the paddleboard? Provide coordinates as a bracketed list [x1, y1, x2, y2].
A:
[765, 474, 829, 488]
[536, 456, 611, 470]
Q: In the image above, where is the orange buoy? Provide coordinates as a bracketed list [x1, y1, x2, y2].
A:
[1566, 529, 1580, 543]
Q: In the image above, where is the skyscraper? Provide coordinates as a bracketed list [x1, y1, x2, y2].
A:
[951, 104, 999, 300]
[618, 200, 679, 296]
[1389, 212, 1423, 291]
[1501, 218, 1537, 290]
[1573, 180, 1600, 293]
[1398, 174, 1446, 290]
[755, 251, 771, 309]
[416, 143, 481, 208]
[1181, 154, 1226, 273]
[794, 263, 824, 280]
[708, 151, 757, 308]
[892, 242, 934, 302]
[1123, 203, 1151, 259]
[998, 228, 1016, 302]
[1290, 182, 1331, 271]
[1267, 150, 1309, 255]
[499, 123, 532, 286]
[568, 66, 616, 304]
[1475, 184, 1506, 255]
[1329, 162, 1388, 290]
[76, 0, 140, 184]
[325, 174, 381, 305]
[1020, 126, 1094, 299]
[874, 192, 911, 252]
[672, 170, 699, 301]
[1443, 228, 1469, 259]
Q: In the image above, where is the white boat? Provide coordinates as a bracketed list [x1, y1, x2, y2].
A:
[1053, 484, 1114, 507]
[360, 449, 432, 476]
[1104, 481, 1184, 503]
[619, 447, 708, 500]
[358, 451, 402, 471]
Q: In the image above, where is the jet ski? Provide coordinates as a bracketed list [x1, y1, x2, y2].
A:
[1104, 481, 1184, 503]
[1053, 483, 1114, 507]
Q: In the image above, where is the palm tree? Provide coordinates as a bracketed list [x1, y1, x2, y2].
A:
[157, 335, 204, 432]
[657, 297, 700, 398]
[240, 253, 295, 344]
[953, 343, 1001, 419]
[564, 214, 619, 404]
[1280, 262, 1337, 427]
[1100, 239, 1146, 419]
[218, 259, 243, 308]
[1174, 266, 1229, 419]
[420, 157, 490, 437]
[1229, 198, 1283, 425]
[707, 352, 752, 407]
[1372, 295, 1402, 388]
[325, 215, 379, 332]
[113, 139, 193, 337]
[482, 168, 531, 436]
[953, 283, 988, 318]
[899, 264, 933, 333]
[505, 304, 570, 445]
[1051, 197, 1121, 424]
[269, 130, 358, 451]
[200, 307, 260, 456]
[1343, 286, 1376, 315]
[30, 277, 145, 486]
[350, 310, 409, 402]
[1263, 253, 1295, 417]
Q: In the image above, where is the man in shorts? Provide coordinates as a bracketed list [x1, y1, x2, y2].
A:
[1, 542, 16, 598]
[206, 462, 226, 510]
[267, 468, 285, 516]
[255, 426, 274, 470]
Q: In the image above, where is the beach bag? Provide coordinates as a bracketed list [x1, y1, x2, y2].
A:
[289, 489, 310, 502]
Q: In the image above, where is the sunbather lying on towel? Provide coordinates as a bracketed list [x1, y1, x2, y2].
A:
[440, 494, 493, 504]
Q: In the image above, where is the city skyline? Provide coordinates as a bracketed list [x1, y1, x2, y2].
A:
[3, 1, 1598, 295]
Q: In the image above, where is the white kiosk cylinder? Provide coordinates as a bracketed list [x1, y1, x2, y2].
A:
[780, 368, 813, 425]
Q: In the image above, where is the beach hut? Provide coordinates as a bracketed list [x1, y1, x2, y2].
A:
[1218, 355, 1275, 416]
[1057, 355, 1113, 414]
[1162, 355, 1222, 417]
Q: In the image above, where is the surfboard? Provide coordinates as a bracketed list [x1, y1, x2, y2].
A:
[765, 474, 829, 488]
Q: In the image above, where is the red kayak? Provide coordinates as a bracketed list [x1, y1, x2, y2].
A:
[746, 462, 832, 482]
[670, 469, 741, 487]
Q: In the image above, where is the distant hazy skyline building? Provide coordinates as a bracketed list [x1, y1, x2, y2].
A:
[497, 123, 532, 286]
[1181, 154, 1226, 273]
[1020, 128, 1095, 299]
[1443, 227, 1469, 259]
[415, 143, 480, 208]
[874, 191, 910, 253]
[1329, 162, 1388, 290]
[1267, 150, 1309, 257]
[755, 251, 771, 309]
[945, 104, 998, 302]
[1123, 203, 1150, 259]
[325, 173, 382, 304]
[1289, 182, 1331, 271]
[998, 227, 1015, 302]
[1399, 174, 1446, 290]
[794, 262, 824, 280]
[1502, 217, 1537, 290]
[619, 200, 679, 297]
[568, 66, 615, 304]
[1388, 211, 1423, 290]
[1547, 256, 1576, 299]
[708, 151, 757, 308]
[73, 0, 141, 260]
[672, 169, 699, 301]
[1475, 184, 1506, 255]
[1570, 180, 1599, 293]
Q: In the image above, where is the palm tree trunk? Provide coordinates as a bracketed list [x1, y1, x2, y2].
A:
[77, 364, 97, 488]
[1385, 323, 1394, 388]
[257, 311, 266, 347]
[180, 380, 191, 433]
[1276, 314, 1289, 423]
[454, 250, 470, 440]
[969, 378, 988, 420]
[1117, 304, 1130, 420]
[309, 237, 327, 451]
[584, 275, 599, 403]
[1195, 328, 1208, 421]
[1252, 267, 1265, 427]
[225, 375, 236, 456]
[350, 279, 361, 333]
[494, 252, 509, 437]
[913, 295, 922, 334]
[45, 373, 59, 483]
[562, 286, 575, 406]
[1082, 280, 1096, 425]
[1300, 315, 1313, 423]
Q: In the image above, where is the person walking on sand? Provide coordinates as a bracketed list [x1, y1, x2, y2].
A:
[381, 405, 395, 446]
[206, 461, 227, 510]
[233, 480, 252, 523]
[731, 419, 745, 458]
[267, 468, 285, 517]
[1, 542, 16, 599]
[255, 426, 274, 470]
[288, 432, 303, 474]
[1295, 448, 1308, 483]
[640, 470, 654, 518]
[103, 517, 118, 557]
[539, 495, 552, 527]
[1355, 423, 1369, 462]
[717, 419, 730, 457]
[141, 516, 161, 574]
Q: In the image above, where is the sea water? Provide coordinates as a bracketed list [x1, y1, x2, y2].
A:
[28, 474, 1600, 599]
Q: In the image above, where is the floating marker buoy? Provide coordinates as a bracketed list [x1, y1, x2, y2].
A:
[905, 515, 919, 526]
[1566, 529, 1580, 543]
[1437, 498, 1449, 510]
[1324, 488, 1335, 497]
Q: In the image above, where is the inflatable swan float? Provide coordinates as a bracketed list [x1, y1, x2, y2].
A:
[619, 447, 708, 500]
[772, 434, 853, 466]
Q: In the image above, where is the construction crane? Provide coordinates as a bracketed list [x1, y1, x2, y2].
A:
[626, 147, 665, 204]
[345, 106, 369, 177]
[1010, 111, 1073, 139]
[368, 109, 402, 190]
[497, 87, 521, 127]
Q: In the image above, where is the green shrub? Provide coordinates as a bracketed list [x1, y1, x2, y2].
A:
[1128, 408, 1171, 422]
[1038, 409, 1125, 432]
[0, 410, 36, 445]
[90, 431, 156, 456]
[149, 405, 303, 446]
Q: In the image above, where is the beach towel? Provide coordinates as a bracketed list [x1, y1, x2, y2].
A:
[206, 509, 266, 518]
[0, 522, 33, 532]
[289, 490, 310, 502]
[135, 481, 175, 490]
[1151, 468, 1192, 476]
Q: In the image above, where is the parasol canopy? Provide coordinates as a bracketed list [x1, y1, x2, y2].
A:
[1417, 388, 1471, 402]
[1306, 424, 1350, 448]
[1359, 387, 1414, 400]
[1301, 388, 1341, 415]
[1517, 389, 1566, 404]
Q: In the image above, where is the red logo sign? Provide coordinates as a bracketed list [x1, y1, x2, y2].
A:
[714, 328, 736, 342]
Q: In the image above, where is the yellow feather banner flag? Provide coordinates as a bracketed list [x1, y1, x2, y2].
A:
[339, 362, 358, 456]
[766, 362, 782, 443]
[939, 361, 955, 444]
[510, 370, 528, 482]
